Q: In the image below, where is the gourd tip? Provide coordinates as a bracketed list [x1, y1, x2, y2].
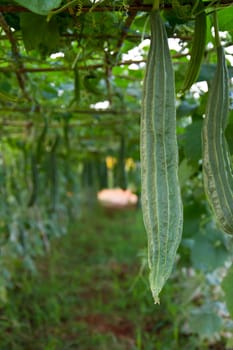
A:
[152, 294, 160, 305]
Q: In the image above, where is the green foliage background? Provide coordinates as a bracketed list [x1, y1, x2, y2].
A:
[0, 0, 233, 346]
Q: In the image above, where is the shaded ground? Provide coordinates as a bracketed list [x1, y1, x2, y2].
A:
[0, 206, 228, 349]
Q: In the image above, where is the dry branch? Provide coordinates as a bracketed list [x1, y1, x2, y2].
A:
[0, 53, 190, 74]
[1, 1, 233, 13]
[0, 12, 31, 101]
[0, 106, 130, 115]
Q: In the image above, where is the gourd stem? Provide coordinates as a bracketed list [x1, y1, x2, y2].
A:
[191, 0, 200, 16]
[213, 11, 221, 48]
[152, 0, 160, 11]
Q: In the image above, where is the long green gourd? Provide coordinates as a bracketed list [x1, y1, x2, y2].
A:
[182, 11, 207, 92]
[202, 16, 233, 234]
[27, 153, 39, 207]
[140, 9, 183, 303]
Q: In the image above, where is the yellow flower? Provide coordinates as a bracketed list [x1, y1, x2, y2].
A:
[105, 156, 117, 169]
[125, 158, 136, 171]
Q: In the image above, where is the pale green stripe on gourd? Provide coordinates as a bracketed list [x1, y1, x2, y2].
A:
[182, 11, 207, 92]
[202, 45, 233, 234]
[140, 10, 183, 303]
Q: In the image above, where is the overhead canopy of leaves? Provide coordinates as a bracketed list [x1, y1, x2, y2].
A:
[0, 0, 232, 200]
[0, 0, 232, 158]
[14, 0, 63, 15]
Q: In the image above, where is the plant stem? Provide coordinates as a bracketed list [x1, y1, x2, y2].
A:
[152, 0, 160, 11]
[213, 10, 221, 47]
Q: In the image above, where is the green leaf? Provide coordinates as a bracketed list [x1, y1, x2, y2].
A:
[222, 265, 233, 319]
[218, 6, 233, 34]
[178, 158, 196, 188]
[0, 91, 18, 102]
[177, 100, 198, 118]
[191, 225, 230, 272]
[14, 0, 62, 16]
[0, 285, 7, 304]
[198, 64, 215, 82]
[3, 13, 20, 30]
[183, 201, 204, 239]
[41, 85, 58, 100]
[83, 73, 104, 96]
[20, 13, 60, 56]
[183, 120, 202, 164]
[198, 64, 233, 82]
[225, 118, 233, 155]
[189, 306, 222, 339]
[226, 338, 233, 350]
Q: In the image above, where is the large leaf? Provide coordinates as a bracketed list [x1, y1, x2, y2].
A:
[222, 265, 233, 319]
[177, 100, 198, 118]
[183, 201, 204, 239]
[189, 304, 222, 339]
[225, 117, 233, 154]
[218, 6, 233, 34]
[183, 120, 202, 164]
[198, 64, 233, 82]
[14, 0, 62, 16]
[191, 225, 230, 272]
[197, 64, 215, 82]
[178, 158, 197, 189]
[20, 13, 60, 56]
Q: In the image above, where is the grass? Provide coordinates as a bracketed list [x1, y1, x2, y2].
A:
[0, 205, 228, 349]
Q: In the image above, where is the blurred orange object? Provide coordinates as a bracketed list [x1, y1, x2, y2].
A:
[97, 188, 138, 209]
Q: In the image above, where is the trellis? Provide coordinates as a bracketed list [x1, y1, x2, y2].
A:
[0, 0, 233, 134]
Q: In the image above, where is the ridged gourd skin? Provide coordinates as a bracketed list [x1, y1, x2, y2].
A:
[202, 45, 233, 235]
[140, 10, 183, 304]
